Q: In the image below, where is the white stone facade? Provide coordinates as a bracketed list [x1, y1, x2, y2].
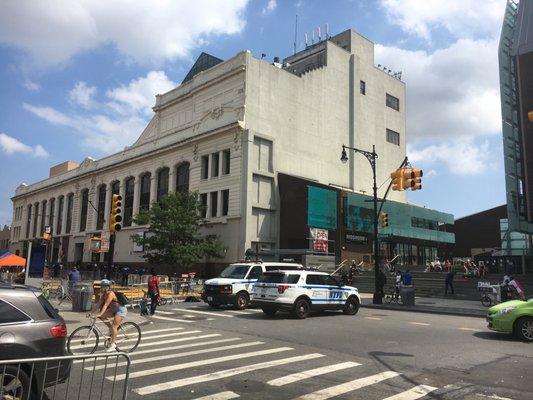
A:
[10, 29, 407, 267]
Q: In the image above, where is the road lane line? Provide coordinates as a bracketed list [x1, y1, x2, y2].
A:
[191, 392, 240, 400]
[69, 327, 185, 344]
[295, 371, 400, 400]
[88, 341, 264, 370]
[153, 310, 175, 315]
[267, 362, 361, 386]
[172, 308, 234, 318]
[133, 353, 324, 395]
[365, 317, 382, 321]
[114, 347, 294, 380]
[382, 384, 437, 400]
[408, 322, 431, 327]
[151, 315, 196, 323]
[458, 327, 478, 331]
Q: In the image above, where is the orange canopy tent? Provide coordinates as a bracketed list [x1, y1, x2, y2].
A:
[0, 253, 27, 268]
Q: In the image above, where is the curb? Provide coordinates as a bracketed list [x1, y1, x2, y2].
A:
[360, 303, 486, 318]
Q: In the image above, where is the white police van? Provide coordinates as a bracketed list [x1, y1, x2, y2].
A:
[250, 270, 361, 319]
[202, 262, 303, 309]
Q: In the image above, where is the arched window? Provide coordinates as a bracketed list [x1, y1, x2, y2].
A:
[26, 204, 32, 238]
[123, 177, 135, 227]
[157, 167, 169, 201]
[176, 162, 190, 193]
[65, 194, 74, 234]
[56, 196, 64, 235]
[79, 189, 89, 232]
[96, 185, 106, 230]
[40, 200, 47, 235]
[32, 202, 39, 237]
[49, 198, 55, 228]
[140, 173, 151, 210]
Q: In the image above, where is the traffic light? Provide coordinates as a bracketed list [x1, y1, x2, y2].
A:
[410, 168, 423, 191]
[109, 194, 122, 233]
[380, 212, 389, 228]
[390, 169, 404, 191]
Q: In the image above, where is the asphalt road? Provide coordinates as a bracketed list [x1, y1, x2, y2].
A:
[60, 302, 532, 400]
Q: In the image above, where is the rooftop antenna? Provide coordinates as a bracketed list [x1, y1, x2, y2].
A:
[293, 15, 298, 55]
[325, 23, 330, 39]
[317, 26, 321, 41]
[305, 33, 309, 48]
[312, 30, 315, 44]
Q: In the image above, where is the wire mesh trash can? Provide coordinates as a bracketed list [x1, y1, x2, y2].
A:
[400, 286, 415, 306]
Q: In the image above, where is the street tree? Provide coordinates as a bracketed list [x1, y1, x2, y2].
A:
[132, 191, 224, 266]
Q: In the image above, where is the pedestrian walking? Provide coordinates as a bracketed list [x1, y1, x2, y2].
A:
[445, 270, 455, 295]
[147, 268, 160, 315]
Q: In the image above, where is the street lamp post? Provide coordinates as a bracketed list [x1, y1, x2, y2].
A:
[341, 144, 382, 304]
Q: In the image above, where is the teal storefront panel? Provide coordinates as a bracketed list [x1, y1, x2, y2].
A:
[307, 186, 337, 229]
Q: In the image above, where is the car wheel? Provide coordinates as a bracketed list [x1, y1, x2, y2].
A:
[293, 298, 311, 319]
[343, 296, 360, 315]
[235, 292, 249, 310]
[262, 308, 277, 316]
[516, 317, 533, 342]
[1, 365, 31, 400]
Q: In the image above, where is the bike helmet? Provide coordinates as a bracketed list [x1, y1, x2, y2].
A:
[100, 279, 112, 287]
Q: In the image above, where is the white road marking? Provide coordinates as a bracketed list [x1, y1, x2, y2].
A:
[267, 362, 361, 386]
[408, 322, 431, 327]
[296, 371, 400, 400]
[172, 308, 234, 318]
[191, 391, 240, 400]
[458, 327, 478, 332]
[114, 347, 293, 380]
[382, 385, 438, 400]
[133, 353, 324, 395]
[151, 315, 195, 323]
[224, 309, 262, 314]
[69, 327, 184, 344]
[88, 341, 264, 370]
[153, 310, 175, 315]
[365, 317, 382, 321]
[133, 333, 219, 349]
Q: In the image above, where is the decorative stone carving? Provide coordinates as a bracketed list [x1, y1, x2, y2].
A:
[211, 107, 224, 120]
[193, 144, 199, 161]
[233, 131, 241, 151]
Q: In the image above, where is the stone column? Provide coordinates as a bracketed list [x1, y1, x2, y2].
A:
[149, 174, 157, 205]
[52, 198, 59, 235]
[169, 168, 176, 193]
[44, 200, 51, 230]
[132, 176, 141, 225]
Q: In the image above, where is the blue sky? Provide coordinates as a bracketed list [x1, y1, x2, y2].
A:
[0, 0, 506, 226]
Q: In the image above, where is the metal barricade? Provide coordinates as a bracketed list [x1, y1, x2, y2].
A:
[0, 352, 131, 400]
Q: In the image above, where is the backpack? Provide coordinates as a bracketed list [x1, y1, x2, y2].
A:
[115, 291, 130, 306]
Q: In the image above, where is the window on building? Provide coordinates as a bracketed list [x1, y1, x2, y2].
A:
[26, 204, 31, 238]
[96, 185, 106, 230]
[157, 168, 169, 201]
[386, 93, 400, 111]
[386, 129, 400, 146]
[201, 155, 209, 179]
[49, 198, 55, 229]
[123, 177, 135, 227]
[222, 189, 229, 216]
[56, 197, 63, 235]
[411, 217, 442, 231]
[40, 200, 47, 235]
[139, 173, 151, 211]
[222, 150, 230, 175]
[176, 163, 190, 193]
[210, 191, 218, 218]
[79, 189, 89, 232]
[200, 193, 208, 218]
[211, 152, 219, 177]
[65, 194, 73, 234]
[32, 202, 39, 237]
[360, 80, 366, 95]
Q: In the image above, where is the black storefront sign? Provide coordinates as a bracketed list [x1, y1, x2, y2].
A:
[345, 233, 368, 244]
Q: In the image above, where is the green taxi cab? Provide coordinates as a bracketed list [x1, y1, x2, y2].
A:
[487, 298, 533, 341]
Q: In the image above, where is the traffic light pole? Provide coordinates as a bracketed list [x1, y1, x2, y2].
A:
[377, 156, 408, 216]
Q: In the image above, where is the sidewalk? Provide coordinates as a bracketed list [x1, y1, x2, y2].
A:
[359, 292, 487, 318]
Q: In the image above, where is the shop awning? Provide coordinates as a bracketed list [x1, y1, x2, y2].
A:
[0, 253, 27, 267]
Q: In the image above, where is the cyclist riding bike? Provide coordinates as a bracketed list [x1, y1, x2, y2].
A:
[88, 279, 127, 352]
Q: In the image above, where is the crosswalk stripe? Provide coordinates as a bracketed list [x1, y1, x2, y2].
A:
[135, 333, 219, 349]
[154, 310, 175, 315]
[382, 385, 437, 400]
[171, 308, 234, 318]
[69, 327, 184, 344]
[88, 341, 263, 370]
[152, 315, 196, 323]
[191, 391, 240, 400]
[133, 353, 324, 395]
[295, 371, 400, 400]
[267, 362, 361, 386]
[114, 347, 294, 381]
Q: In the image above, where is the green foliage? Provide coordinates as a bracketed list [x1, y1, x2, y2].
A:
[132, 191, 224, 266]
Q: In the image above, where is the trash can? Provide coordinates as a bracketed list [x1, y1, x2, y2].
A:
[71, 285, 82, 312]
[400, 285, 415, 306]
[72, 284, 94, 311]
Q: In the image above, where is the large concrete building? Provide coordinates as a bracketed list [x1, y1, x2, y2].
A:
[10, 29, 451, 273]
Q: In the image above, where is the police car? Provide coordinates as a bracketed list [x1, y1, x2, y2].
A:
[202, 262, 303, 309]
[250, 270, 361, 319]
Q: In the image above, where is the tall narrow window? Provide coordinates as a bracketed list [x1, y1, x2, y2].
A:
[26, 204, 32, 238]
[49, 198, 55, 230]
[386, 93, 400, 111]
[210, 191, 218, 218]
[33, 202, 39, 237]
[222, 150, 230, 175]
[139, 173, 151, 210]
[40, 200, 47, 234]
[176, 163, 190, 193]
[96, 185, 106, 230]
[56, 197, 64, 235]
[123, 177, 135, 227]
[201, 155, 209, 179]
[360, 80, 366, 95]
[79, 189, 89, 232]
[211, 152, 219, 177]
[200, 193, 207, 218]
[157, 168, 169, 201]
[222, 189, 229, 216]
[65, 194, 73, 234]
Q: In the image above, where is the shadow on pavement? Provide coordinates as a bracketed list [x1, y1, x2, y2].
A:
[473, 331, 517, 342]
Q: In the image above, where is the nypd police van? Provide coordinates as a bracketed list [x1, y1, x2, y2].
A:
[250, 270, 361, 319]
[202, 262, 303, 309]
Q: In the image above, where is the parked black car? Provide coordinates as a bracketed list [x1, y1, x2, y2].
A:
[0, 282, 71, 399]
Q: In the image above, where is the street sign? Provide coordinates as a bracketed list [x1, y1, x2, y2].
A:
[100, 231, 110, 252]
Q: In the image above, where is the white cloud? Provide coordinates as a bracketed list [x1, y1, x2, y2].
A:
[23, 79, 40, 92]
[262, 0, 277, 15]
[69, 81, 97, 109]
[22, 103, 74, 125]
[0, 1, 249, 67]
[380, 0, 504, 40]
[0, 132, 49, 158]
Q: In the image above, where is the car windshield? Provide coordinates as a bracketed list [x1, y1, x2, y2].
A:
[219, 265, 250, 279]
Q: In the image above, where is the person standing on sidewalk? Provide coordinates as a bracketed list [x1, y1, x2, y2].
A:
[147, 268, 160, 315]
[445, 269, 455, 295]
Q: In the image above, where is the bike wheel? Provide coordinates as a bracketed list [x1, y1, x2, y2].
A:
[481, 294, 492, 307]
[158, 297, 167, 306]
[384, 294, 393, 304]
[115, 322, 141, 353]
[68, 326, 99, 355]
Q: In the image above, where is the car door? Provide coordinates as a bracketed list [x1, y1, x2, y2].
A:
[305, 274, 331, 308]
[245, 265, 263, 293]
[323, 275, 344, 307]
[0, 298, 33, 358]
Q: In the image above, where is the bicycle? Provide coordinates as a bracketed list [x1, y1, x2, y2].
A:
[67, 316, 141, 355]
[384, 285, 401, 304]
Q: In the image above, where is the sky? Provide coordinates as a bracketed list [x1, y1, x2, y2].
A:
[0, 0, 507, 226]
